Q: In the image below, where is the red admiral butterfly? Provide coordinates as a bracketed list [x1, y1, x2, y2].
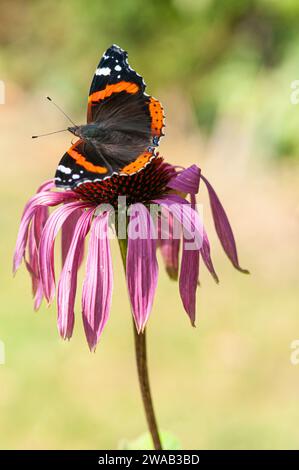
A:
[54, 44, 165, 189]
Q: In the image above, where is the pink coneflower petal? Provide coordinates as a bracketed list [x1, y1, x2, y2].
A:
[167, 164, 200, 195]
[158, 214, 180, 280]
[36, 179, 55, 192]
[25, 235, 40, 306]
[201, 229, 219, 283]
[179, 189, 200, 326]
[159, 238, 180, 280]
[32, 205, 49, 242]
[126, 203, 158, 333]
[179, 194, 200, 324]
[13, 190, 77, 274]
[39, 201, 90, 303]
[22, 183, 53, 309]
[61, 208, 84, 267]
[57, 208, 94, 340]
[26, 206, 49, 310]
[179, 236, 200, 326]
[82, 211, 113, 351]
[190, 193, 219, 284]
[26, 240, 44, 311]
[33, 283, 44, 311]
[201, 175, 249, 274]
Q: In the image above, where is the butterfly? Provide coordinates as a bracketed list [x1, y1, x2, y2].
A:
[54, 44, 165, 189]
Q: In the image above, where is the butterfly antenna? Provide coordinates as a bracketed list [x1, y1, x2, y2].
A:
[46, 96, 77, 126]
[32, 129, 68, 139]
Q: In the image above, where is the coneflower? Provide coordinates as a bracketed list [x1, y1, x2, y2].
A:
[13, 155, 247, 449]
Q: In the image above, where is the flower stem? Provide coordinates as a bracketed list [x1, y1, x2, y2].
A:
[118, 237, 162, 450]
[132, 325, 162, 450]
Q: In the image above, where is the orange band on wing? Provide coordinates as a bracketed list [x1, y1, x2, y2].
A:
[120, 151, 154, 175]
[68, 144, 108, 174]
[149, 97, 164, 137]
[88, 81, 139, 104]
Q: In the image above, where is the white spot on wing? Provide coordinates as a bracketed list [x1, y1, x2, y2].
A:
[114, 65, 122, 71]
[96, 67, 111, 76]
[72, 174, 80, 180]
[57, 165, 72, 175]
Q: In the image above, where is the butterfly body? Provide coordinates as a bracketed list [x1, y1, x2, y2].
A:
[54, 45, 165, 188]
[68, 124, 104, 140]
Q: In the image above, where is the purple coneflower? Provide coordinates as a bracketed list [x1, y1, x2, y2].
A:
[13, 155, 247, 449]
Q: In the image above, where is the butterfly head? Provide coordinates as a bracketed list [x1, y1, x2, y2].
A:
[68, 124, 101, 140]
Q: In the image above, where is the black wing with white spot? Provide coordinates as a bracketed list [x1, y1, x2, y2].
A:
[87, 44, 165, 147]
[89, 44, 146, 99]
[54, 139, 115, 188]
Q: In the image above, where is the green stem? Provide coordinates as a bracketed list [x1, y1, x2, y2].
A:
[118, 238, 162, 451]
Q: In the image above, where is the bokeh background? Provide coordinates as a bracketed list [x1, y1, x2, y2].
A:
[1, 0, 299, 449]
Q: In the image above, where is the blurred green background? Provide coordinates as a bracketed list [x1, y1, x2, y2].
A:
[1, 0, 299, 449]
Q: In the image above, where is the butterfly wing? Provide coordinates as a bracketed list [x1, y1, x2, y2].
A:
[87, 44, 165, 147]
[54, 139, 156, 189]
[87, 44, 145, 122]
[55, 139, 113, 188]
[90, 91, 152, 169]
